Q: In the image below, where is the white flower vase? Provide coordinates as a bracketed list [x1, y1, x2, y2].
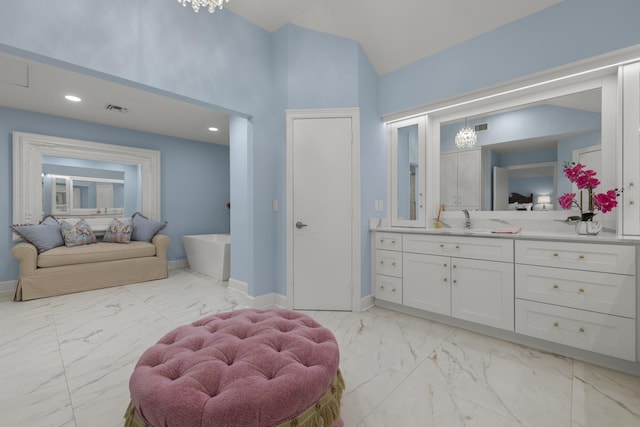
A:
[576, 220, 602, 235]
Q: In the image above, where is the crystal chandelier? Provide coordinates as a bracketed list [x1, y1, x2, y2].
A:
[178, 0, 229, 13]
[454, 119, 477, 149]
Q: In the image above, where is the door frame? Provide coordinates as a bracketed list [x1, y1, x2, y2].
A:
[285, 108, 361, 311]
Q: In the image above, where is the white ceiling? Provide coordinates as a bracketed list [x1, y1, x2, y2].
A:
[0, 0, 563, 144]
[226, 0, 562, 75]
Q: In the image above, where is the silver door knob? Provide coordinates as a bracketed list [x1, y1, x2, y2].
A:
[296, 221, 308, 229]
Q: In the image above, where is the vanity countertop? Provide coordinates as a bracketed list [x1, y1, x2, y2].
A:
[371, 226, 640, 245]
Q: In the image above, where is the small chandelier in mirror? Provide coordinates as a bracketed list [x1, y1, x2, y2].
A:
[178, 0, 229, 13]
[455, 119, 477, 149]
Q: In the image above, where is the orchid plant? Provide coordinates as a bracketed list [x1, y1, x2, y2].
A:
[557, 162, 620, 221]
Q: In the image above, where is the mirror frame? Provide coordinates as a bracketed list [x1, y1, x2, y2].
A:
[424, 74, 618, 224]
[13, 131, 160, 232]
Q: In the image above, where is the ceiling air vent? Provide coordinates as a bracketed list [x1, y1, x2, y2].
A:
[104, 104, 129, 113]
[474, 123, 488, 132]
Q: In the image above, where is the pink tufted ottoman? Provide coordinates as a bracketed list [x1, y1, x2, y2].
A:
[125, 308, 344, 427]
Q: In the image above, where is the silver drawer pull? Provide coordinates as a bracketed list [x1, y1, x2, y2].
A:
[392, 240, 396, 244]
[453, 265, 457, 269]
[444, 278, 448, 283]
[579, 327, 585, 333]
[444, 264, 448, 267]
[553, 284, 559, 289]
[380, 239, 384, 243]
[579, 288, 585, 293]
[380, 261, 384, 265]
[391, 262, 396, 266]
[380, 285, 385, 290]
[391, 288, 396, 292]
[553, 322, 559, 327]
[553, 253, 559, 257]
[579, 255, 585, 260]
[440, 244, 444, 248]
[455, 245, 460, 249]
[453, 279, 458, 284]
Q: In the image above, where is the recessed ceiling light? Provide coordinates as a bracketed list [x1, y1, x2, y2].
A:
[65, 95, 82, 102]
[208, 127, 219, 132]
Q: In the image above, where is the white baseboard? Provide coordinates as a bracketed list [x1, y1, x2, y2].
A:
[168, 259, 188, 269]
[0, 280, 16, 295]
[228, 278, 285, 309]
[360, 294, 375, 311]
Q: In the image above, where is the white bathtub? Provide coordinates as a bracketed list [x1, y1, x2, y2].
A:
[182, 234, 230, 281]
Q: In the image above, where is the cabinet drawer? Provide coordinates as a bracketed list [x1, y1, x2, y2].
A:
[403, 234, 513, 262]
[515, 240, 635, 275]
[515, 299, 636, 361]
[516, 265, 636, 318]
[375, 249, 402, 278]
[374, 275, 402, 304]
[375, 232, 402, 251]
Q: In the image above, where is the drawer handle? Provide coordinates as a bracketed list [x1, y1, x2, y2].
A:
[553, 322, 559, 327]
[440, 244, 445, 248]
[579, 288, 585, 293]
[391, 287, 396, 292]
[380, 239, 384, 243]
[380, 285, 385, 290]
[579, 255, 585, 260]
[553, 253, 559, 257]
[455, 245, 460, 249]
[579, 327, 585, 333]
[631, 200, 636, 206]
[444, 278, 448, 283]
[553, 284, 559, 289]
[453, 265, 457, 269]
[453, 279, 458, 284]
[392, 240, 396, 244]
[380, 261, 384, 265]
[391, 262, 396, 267]
[444, 263, 448, 267]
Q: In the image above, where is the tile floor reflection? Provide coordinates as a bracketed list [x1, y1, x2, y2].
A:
[1, 268, 639, 426]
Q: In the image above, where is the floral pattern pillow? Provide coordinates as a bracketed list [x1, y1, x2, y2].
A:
[103, 218, 132, 244]
[60, 219, 97, 247]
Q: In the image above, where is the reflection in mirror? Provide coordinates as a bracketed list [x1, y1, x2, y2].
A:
[397, 124, 419, 220]
[440, 88, 602, 211]
[42, 155, 137, 217]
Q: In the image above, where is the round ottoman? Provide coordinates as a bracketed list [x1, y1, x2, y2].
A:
[125, 308, 344, 427]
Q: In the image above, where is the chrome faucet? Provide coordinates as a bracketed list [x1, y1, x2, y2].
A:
[462, 209, 471, 229]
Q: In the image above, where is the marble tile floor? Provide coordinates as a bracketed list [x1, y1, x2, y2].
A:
[1, 268, 639, 427]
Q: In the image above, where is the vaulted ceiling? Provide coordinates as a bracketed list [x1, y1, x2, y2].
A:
[226, 0, 562, 75]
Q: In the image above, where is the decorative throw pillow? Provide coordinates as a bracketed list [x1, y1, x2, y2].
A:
[103, 218, 132, 243]
[131, 212, 167, 242]
[60, 219, 97, 247]
[11, 215, 64, 253]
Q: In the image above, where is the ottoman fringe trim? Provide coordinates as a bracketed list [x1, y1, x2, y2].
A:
[278, 369, 345, 427]
[123, 370, 345, 427]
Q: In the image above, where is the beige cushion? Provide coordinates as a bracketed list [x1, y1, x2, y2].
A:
[37, 241, 156, 268]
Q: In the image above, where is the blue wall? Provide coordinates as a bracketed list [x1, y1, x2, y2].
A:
[0, 107, 229, 282]
[2, 0, 640, 302]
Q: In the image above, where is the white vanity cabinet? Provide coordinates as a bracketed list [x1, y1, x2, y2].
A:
[515, 240, 637, 361]
[373, 232, 403, 304]
[402, 234, 514, 331]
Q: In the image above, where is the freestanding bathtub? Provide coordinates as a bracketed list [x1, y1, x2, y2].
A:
[182, 234, 230, 281]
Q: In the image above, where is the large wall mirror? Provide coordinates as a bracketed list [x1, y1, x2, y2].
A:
[428, 74, 617, 221]
[13, 131, 160, 233]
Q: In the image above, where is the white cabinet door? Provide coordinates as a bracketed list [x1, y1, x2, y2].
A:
[440, 152, 458, 209]
[403, 252, 450, 315]
[456, 149, 481, 210]
[622, 62, 640, 235]
[451, 258, 514, 331]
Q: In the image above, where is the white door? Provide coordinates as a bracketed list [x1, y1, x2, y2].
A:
[291, 116, 353, 310]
